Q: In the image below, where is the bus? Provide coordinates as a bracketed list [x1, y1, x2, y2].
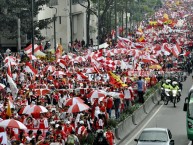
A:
[183, 86, 193, 143]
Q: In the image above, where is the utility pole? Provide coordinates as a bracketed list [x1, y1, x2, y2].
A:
[70, 0, 73, 45]
[17, 18, 21, 52]
[53, 14, 56, 52]
[125, 1, 128, 37]
[49, 7, 57, 53]
[97, 0, 100, 48]
[31, 0, 34, 55]
[122, 10, 124, 37]
[115, 0, 117, 41]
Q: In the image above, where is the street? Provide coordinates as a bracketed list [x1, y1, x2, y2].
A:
[119, 74, 192, 145]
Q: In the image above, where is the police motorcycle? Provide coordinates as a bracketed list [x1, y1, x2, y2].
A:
[161, 80, 181, 107]
[161, 79, 172, 104]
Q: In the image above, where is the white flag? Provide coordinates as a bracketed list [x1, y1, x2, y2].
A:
[0, 132, 8, 144]
[7, 74, 18, 100]
[121, 60, 127, 70]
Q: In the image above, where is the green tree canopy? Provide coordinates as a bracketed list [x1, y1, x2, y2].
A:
[0, 0, 51, 40]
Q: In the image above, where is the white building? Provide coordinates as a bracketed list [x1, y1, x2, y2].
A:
[37, 0, 98, 52]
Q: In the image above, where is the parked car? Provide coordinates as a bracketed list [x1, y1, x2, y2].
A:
[134, 128, 174, 145]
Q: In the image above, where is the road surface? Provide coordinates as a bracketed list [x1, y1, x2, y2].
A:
[119, 74, 192, 145]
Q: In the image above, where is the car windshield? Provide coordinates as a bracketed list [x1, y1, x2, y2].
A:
[188, 94, 193, 118]
[138, 130, 168, 142]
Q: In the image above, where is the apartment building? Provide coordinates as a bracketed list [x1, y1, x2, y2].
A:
[37, 0, 98, 51]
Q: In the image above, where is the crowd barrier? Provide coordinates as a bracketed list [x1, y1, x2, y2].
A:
[115, 88, 161, 145]
[143, 95, 156, 114]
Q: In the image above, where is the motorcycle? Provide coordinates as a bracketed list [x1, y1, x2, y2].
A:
[161, 88, 171, 105]
[162, 88, 181, 107]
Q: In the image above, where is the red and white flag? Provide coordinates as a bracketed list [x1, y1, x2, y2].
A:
[76, 72, 89, 81]
[57, 59, 67, 69]
[162, 43, 171, 55]
[92, 64, 100, 74]
[111, 30, 115, 40]
[24, 62, 38, 75]
[171, 43, 181, 57]
[7, 62, 12, 78]
[24, 44, 40, 55]
[7, 74, 18, 100]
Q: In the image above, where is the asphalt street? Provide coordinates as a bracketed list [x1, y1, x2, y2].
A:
[119, 74, 192, 145]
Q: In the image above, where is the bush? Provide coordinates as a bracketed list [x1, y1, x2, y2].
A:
[107, 118, 117, 128]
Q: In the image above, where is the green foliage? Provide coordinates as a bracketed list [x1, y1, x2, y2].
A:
[88, 0, 162, 40]
[80, 132, 95, 145]
[107, 118, 117, 128]
[0, 0, 51, 40]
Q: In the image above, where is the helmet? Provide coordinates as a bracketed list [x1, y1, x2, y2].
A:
[172, 81, 178, 86]
[165, 79, 171, 84]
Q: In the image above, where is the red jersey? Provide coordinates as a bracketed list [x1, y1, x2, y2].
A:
[64, 125, 75, 135]
[55, 130, 67, 140]
[105, 131, 114, 145]
[106, 98, 113, 109]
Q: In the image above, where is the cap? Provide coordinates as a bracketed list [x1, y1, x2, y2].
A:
[66, 121, 71, 124]
[79, 120, 84, 124]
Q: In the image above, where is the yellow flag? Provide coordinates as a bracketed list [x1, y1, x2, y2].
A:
[57, 44, 63, 55]
[163, 13, 169, 20]
[109, 71, 128, 87]
[149, 21, 157, 25]
[138, 36, 145, 42]
[138, 27, 143, 33]
[6, 101, 12, 117]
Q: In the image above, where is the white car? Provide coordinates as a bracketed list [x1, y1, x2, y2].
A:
[134, 128, 175, 145]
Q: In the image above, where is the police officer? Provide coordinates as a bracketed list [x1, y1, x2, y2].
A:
[162, 79, 172, 89]
[171, 81, 181, 102]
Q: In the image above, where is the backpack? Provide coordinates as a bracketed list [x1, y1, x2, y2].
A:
[67, 135, 75, 145]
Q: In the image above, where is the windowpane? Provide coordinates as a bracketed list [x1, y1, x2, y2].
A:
[48, 0, 58, 6]
[139, 131, 168, 142]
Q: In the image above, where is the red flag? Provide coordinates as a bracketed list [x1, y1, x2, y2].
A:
[25, 62, 38, 75]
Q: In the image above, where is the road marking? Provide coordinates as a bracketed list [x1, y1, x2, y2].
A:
[125, 104, 163, 145]
[188, 141, 192, 145]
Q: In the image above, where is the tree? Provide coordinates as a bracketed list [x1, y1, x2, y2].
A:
[78, 0, 162, 44]
[78, 0, 93, 46]
[0, 0, 51, 41]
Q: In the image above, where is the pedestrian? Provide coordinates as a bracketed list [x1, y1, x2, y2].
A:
[81, 39, 85, 48]
[104, 126, 115, 145]
[137, 76, 145, 103]
[114, 98, 120, 119]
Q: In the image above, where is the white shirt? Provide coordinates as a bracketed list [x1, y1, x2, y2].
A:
[12, 73, 17, 81]
[19, 72, 25, 82]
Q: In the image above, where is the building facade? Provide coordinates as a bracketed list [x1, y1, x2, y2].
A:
[37, 0, 98, 52]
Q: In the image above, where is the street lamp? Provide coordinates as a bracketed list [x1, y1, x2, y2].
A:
[49, 6, 57, 53]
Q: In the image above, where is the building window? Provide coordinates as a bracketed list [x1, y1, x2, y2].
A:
[60, 38, 62, 44]
[47, 0, 58, 7]
[72, 0, 86, 5]
[59, 16, 62, 24]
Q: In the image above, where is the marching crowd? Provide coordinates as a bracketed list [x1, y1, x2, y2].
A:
[0, 0, 193, 145]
